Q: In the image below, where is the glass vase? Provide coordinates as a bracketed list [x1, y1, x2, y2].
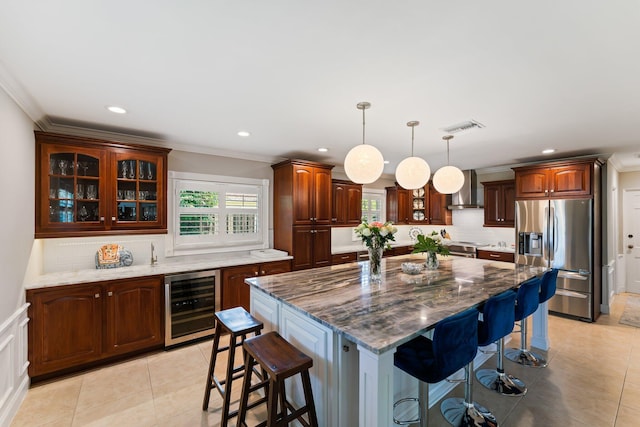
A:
[368, 245, 384, 282]
[425, 251, 439, 270]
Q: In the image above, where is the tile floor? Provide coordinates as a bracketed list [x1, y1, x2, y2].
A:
[11, 294, 640, 427]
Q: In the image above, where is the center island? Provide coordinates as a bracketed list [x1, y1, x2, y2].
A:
[245, 254, 547, 427]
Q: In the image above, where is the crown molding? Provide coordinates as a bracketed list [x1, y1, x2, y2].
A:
[0, 60, 45, 125]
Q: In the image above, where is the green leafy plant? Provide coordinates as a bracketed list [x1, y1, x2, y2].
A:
[412, 231, 450, 255]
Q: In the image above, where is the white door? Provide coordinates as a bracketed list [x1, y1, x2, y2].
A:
[624, 190, 640, 293]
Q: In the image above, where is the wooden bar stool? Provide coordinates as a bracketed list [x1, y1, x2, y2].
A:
[202, 307, 264, 427]
[237, 331, 319, 427]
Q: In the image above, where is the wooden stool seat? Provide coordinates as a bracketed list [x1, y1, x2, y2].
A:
[203, 307, 264, 427]
[237, 331, 319, 427]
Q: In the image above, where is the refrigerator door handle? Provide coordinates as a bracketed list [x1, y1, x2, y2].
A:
[548, 205, 555, 262]
[558, 271, 589, 281]
[544, 205, 549, 263]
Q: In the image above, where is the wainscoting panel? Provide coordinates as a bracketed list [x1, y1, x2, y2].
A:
[0, 303, 30, 427]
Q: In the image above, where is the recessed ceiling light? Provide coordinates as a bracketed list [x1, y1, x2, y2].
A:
[317, 147, 328, 152]
[237, 131, 251, 137]
[542, 148, 556, 154]
[106, 106, 127, 114]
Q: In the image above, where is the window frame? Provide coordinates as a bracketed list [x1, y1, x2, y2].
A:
[167, 171, 269, 256]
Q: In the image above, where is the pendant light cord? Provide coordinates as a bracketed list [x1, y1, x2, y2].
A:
[362, 107, 366, 145]
[411, 126, 415, 156]
[443, 135, 454, 165]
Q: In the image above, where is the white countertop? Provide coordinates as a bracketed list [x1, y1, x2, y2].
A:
[25, 254, 292, 289]
[477, 245, 516, 253]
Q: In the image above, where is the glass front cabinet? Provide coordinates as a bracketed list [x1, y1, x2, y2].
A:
[36, 132, 170, 238]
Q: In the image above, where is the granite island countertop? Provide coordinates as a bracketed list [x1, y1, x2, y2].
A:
[246, 254, 545, 354]
[25, 254, 292, 289]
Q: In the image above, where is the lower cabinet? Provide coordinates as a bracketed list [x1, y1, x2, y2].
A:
[27, 276, 164, 379]
[477, 249, 515, 263]
[221, 260, 291, 311]
[331, 252, 357, 265]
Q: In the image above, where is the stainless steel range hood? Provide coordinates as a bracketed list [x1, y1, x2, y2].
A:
[447, 170, 483, 209]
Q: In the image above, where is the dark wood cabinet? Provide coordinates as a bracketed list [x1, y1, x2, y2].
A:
[272, 160, 334, 270]
[222, 260, 291, 311]
[331, 252, 358, 265]
[483, 180, 515, 227]
[35, 131, 170, 238]
[103, 277, 164, 356]
[386, 183, 452, 225]
[477, 249, 515, 263]
[27, 276, 164, 379]
[513, 159, 594, 200]
[331, 180, 362, 226]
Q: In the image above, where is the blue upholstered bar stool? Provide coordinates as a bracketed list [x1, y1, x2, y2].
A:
[475, 291, 527, 396]
[504, 276, 546, 367]
[394, 307, 498, 427]
[539, 268, 559, 306]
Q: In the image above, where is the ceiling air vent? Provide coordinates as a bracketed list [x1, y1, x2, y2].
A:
[441, 120, 485, 134]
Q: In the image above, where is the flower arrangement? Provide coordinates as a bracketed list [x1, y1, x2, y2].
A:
[354, 221, 398, 250]
[355, 221, 398, 281]
[411, 231, 451, 255]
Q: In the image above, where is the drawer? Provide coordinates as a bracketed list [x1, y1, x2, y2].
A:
[332, 252, 357, 265]
[477, 250, 514, 263]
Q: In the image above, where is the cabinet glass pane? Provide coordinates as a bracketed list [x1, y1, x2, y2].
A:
[140, 203, 157, 222]
[117, 202, 137, 221]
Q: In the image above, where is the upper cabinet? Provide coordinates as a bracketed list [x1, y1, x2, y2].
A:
[482, 180, 515, 227]
[386, 182, 452, 225]
[513, 158, 600, 200]
[331, 179, 362, 226]
[272, 159, 334, 270]
[35, 131, 170, 238]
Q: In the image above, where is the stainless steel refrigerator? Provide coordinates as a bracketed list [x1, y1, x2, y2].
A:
[515, 198, 601, 321]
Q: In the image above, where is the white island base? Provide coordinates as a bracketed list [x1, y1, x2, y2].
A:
[250, 288, 550, 427]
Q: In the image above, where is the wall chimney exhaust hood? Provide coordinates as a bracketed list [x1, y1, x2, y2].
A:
[448, 170, 483, 209]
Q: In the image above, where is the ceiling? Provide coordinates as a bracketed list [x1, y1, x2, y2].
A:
[1, 1, 640, 174]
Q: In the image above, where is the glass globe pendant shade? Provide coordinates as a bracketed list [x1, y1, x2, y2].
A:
[433, 165, 465, 194]
[344, 144, 385, 184]
[395, 157, 431, 190]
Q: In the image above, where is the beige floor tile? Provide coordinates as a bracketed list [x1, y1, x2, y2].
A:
[75, 358, 152, 412]
[72, 391, 155, 426]
[10, 375, 82, 427]
[620, 380, 640, 409]
[73, 400, 157, 427]
[615, 404, 640, 427]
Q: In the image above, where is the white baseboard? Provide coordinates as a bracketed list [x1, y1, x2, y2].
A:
[0, 303, 30, 427]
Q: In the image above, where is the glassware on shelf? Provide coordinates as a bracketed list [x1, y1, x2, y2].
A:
[86, 184, 97, 200]
[78, 205, 89, 221]
[78, 161, 89, 176]
[76, 183, 84, 199]
[128, 160, 135, 179]
[58, 160, 69, 176]
[147, 162, 153, 180]
[49, 159, 55, 175]
[139, 162, 145, 180]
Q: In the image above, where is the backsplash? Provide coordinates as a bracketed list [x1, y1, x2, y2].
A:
[331, 209, 515, 249]
[42, 235, 166, 273]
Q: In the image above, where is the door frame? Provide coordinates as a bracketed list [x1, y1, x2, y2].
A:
[623, 188, 640, 293]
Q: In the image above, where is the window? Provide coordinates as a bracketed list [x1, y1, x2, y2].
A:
[361, 189, 385, 223]
[168, 171, 269, 255]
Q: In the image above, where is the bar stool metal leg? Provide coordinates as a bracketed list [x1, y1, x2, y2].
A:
[440, 362, 499, 427]
[476, 337, 527, 396]
[504, 317, 547, 368]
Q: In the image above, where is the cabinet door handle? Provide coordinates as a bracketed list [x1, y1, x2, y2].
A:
[261, 270, 266, 275]
[112, 216, 116, 221]
[550, 189, 554, 193]
[100, 217, 105, 222]
[254, 271, 259, 276]
[94, 293, 100, 298]
[490, 254, 501, 258]
[108, 291, 113, 297]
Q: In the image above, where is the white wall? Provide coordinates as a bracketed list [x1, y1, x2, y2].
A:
[0, 85, 35, 425]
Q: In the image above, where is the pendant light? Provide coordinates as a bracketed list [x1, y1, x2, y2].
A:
[395, 121, 431, 190]
[433, 135, 465, 194]
[344, 102, 385, 184]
